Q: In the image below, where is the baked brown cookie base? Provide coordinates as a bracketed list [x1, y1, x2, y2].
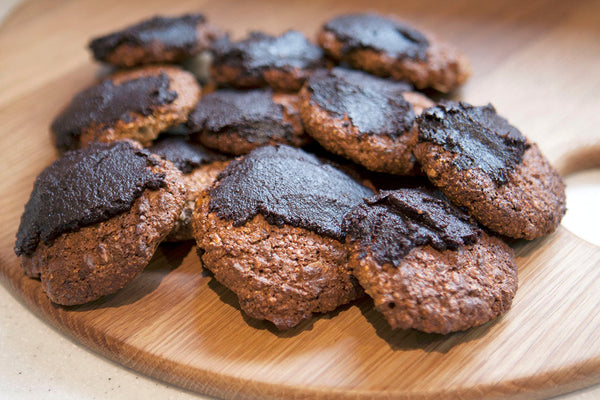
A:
[79, 66, 200, 148]
[193, 193, 362, 329]
[21, 159, 186, 305]
[318, 30, 470, 93]
[299, 87, 426, 175]
[414, 142, 566, 239]
[349, 233, 517, 334]
[167, 160, 229, 241]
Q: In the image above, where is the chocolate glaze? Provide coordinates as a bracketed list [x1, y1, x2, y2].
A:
[89, 14, 205, 61]
[324, 13, 429, 61]
[418, 101, 529, 185]
[307, 68, 414, 137]
[148, 135, 227, 174]
[343, 188, 481, 267]
[211, 30, 324, 72]
[51, 73, 177, 153]
[187, 89, 293, 143]
[15, 141, 166, 256]
[209, 145, 373, 241]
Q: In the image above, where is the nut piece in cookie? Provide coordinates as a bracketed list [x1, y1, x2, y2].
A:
[318, 13, 471, 92]
[299, 68, 433, 175]
[148, 135, 229, 241]
[415, 101, 566, 239]
[51, 65, 201, 153]
[211, 31, 325, 92]
[89, 13, 223, 68]
[193, 145, 373, 329]
[14, 141, 186, 305]
[187, 88, 308, 155]
[343, 188, 518, 334]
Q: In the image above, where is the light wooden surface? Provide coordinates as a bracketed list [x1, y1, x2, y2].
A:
[1, 0, 599, 399]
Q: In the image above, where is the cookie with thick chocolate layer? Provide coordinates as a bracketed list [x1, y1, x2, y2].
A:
[318, 13, 470, 92]
[414, 101, 566, 239]
[187, 89, 308, 155]
[15, 141, 186, 305]
[299, 68, 433, 175]
[148, 135, 229, 241]
[51, 65, 201, 153]
[192, 145, 373, 329]
[343, 188, 518, 334]
[89, 13, 223, 68]
[211, 31, 325, 92]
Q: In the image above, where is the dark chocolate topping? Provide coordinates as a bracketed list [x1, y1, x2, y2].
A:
[343, 188, 481, 266]
[51, 72, 177, 153]
[209, 145, 373, 240]
[417, 101, 529, 185]
[324, 13, 429, 61]
[211, 30, 324, 72]
[148, 135, 227, 174]
[89, 14, 206, 61]
[187, 89, 293, 143]
[307, 68, 415, 137]
[15, 141, 166, 256]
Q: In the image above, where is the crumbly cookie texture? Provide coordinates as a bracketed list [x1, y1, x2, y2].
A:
[318, 13, 470, 92]
[211, 31, 325, 92]
[89, 13, 223, 67]
[299, 68, 432, 175]
[187, 89, 308, 155]
[51, 65, 200, 153]
[17, 142, 186, 305]
[415, 101, 566, 239]
[343, 189, 518, 334]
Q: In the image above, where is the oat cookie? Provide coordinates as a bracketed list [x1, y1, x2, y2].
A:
[51, 65, 200, 153]
[343, 188, 518, 334]
[318, 13, 470, 92]
[187, 88, 308, 155]
[192, 145, 373, 329]
[15, 141, 186, 305]
[211, 31, 325, 92]
[299, 68, 433, 175]
[89, 13, 223, 67]
[414, 101, 566, 239]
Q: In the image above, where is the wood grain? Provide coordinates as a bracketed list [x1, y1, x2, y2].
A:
[1, 0, 600, 399]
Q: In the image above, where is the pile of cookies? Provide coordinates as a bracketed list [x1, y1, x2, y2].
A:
[14, 13, 566, 335]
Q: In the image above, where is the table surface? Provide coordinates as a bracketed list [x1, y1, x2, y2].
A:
[1, 0, 599, 399]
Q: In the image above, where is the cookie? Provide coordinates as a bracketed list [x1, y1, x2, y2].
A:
[192, 145, 373, 329]
[14, 141, 186, 305]
[299, 68, 433, 175]
[187, 88, 308, 155]
[211, 31, 325, 92]
[343, 188, 518, 334]
[148, 135, 229, 241]
[318, 13, 471, 92]
[51, 65, 201, 153]
[89, 13, 223, 68]
[414, 101, 566, 240]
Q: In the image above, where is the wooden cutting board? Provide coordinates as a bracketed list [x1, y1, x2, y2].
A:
[1, 0, 599, 399]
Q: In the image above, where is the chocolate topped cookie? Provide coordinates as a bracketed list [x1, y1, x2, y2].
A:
[15, 141, 186, 305]
[211, 31, 325, 92]
[415, 101, 566, 239]
[187, 89, 308, 155]
[193, 145, 373, 328]
[148, 136, 229, 241]
[318, 13, 471, 92]
[51, 65, 201, 153]
[343, 188, 518, 334]
[148, 135, 227, 174]
[299, 67, 433, 175]
[89, 13, 223, 67]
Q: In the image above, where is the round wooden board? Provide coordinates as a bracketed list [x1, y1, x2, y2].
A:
[1, 0, 600, 399]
